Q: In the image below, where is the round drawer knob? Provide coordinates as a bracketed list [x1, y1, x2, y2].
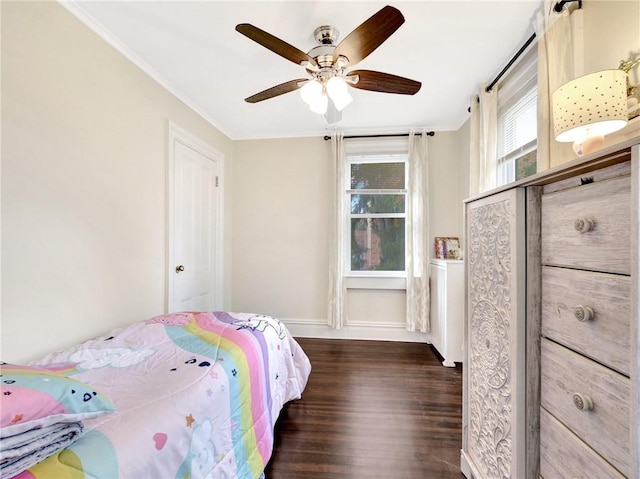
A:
[574, 217, 595, 233]
[574, 305, 595, 322]
[573, 393, 594, 411]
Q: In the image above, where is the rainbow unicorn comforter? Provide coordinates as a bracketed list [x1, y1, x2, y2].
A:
[19, 311, 311, 479]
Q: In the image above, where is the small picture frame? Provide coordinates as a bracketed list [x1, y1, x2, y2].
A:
[434, 237, 460, 259]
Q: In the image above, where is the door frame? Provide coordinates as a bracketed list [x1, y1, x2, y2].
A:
[166, 121, 224, 313]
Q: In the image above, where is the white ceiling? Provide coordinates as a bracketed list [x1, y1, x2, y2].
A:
[63, 1, 541, 140]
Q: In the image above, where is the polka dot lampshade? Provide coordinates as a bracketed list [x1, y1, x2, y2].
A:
[552, 69, 628, 142]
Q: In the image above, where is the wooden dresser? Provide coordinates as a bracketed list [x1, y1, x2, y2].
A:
[461, 139, 639, 479]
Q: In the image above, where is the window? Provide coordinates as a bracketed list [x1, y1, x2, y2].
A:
[496, 46, 538, 186]
[496, 81, 537, 185]
[344, 139, 409, 281]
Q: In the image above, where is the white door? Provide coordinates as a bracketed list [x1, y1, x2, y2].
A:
[168, 123, 222, 313]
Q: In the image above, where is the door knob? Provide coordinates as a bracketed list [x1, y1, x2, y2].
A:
[175, 265, 185, 273]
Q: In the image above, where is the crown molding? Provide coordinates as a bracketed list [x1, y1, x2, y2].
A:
[58, 1, 232, 139]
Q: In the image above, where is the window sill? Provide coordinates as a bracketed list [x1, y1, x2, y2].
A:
[345, 276, 406, 290]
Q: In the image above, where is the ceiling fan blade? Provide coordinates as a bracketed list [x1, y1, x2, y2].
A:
[244, 78, 308, 103]
[348, 70, 421, 95]
[333, 6, 404, 67]
[236, 24, 316, 67]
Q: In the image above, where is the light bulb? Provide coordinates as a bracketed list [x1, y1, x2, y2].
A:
[309, 92, 328, 114]
[300, 80, 322, 106]
[326, 77, 353, 111]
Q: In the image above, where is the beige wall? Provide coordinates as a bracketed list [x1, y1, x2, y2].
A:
[231, 137, 331, 321]
[1, 1, 234, 362]
[582, 0, 639, 75]
[428, 130, 469, 250]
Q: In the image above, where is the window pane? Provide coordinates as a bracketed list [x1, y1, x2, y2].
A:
[350, 162, 405, 189]
[351, 218, 405, 271]
[497, 159, 515, 185]
[350, 194, 405, 214]
[516, 149, 537, 180]
[497, 147, 538, 186]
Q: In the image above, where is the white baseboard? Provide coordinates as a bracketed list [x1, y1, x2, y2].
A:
[281, 318, 429, 343]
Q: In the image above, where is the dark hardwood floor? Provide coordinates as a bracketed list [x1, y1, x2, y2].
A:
[265, 338, 464, 479]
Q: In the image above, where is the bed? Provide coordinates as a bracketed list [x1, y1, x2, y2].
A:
[1, 311, 311, 479]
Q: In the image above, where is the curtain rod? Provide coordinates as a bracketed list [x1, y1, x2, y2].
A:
[554, 0, 582, 13]
[467, 32, 536, 110]
[485, 32, 537, 93]
[323, 132, 435, 141]
[467, 0, 582, 111]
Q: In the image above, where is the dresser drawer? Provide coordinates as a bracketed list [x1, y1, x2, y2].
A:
[540, 408, 625, 479]
[541, 266, 631, 375]
[541, 175, 631, 274]
[541, 338, 631, 476]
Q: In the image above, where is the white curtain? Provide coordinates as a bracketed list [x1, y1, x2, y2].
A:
[469, 85, 498, 196]
[405, 130, 430, 332]
[536, 0, 583, 170]
[327, 132, 346, 329]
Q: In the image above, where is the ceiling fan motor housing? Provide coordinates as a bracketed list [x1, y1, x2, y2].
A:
[309, 26, 343, 72]
[314, 25, 339, 45]
[307, 45, 336, 70]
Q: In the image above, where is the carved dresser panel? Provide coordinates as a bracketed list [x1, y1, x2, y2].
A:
[461, 188, 526, 479]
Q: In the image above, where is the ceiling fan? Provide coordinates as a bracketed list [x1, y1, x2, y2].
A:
[235, 5, 421, 122]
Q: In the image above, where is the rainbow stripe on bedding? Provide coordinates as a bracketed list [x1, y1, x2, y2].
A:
[17, 312, 311, 479]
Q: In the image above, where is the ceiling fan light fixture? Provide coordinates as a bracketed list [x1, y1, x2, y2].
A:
[300, 79, 323, 106]
[300, 78, 330, 114]
[309, 92, 328, 114]
[326, 77, 353, 111]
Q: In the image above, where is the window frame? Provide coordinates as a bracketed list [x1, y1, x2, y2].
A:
[343, 144, 409, 289]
